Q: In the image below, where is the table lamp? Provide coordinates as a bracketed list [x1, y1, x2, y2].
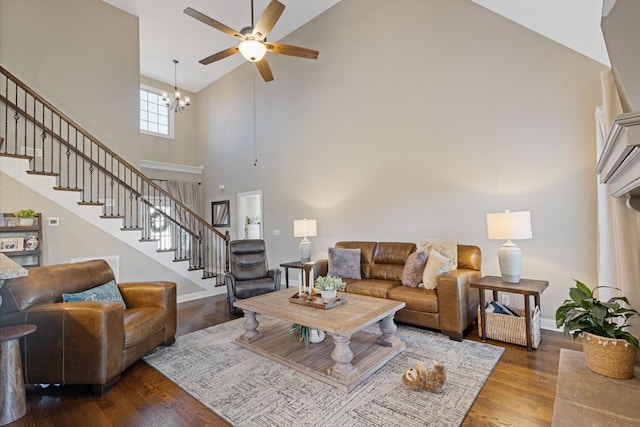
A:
[486, 210, 532, 283]
[293, 219, 317, 262]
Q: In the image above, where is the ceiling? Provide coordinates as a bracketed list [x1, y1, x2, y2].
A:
[101, 0, 610, 94]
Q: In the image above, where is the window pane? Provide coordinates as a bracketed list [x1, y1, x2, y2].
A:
[149, 103, 158, 114]
[140, 120, 147, 131]
[148, 122, 158, 132]
[158, 115, 167, 125]
[140, 90, 147, 101]
[159, 125, 168, 135]
[140, 86, 172, 138]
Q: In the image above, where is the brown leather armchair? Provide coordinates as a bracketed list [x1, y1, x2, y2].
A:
[224, 239, 281, 314]
[0, 260, 176, 396]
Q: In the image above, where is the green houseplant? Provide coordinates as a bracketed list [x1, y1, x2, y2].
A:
[14, 209, 37, 226]
[290, 323, 325, 347]
[314, 275, 346, 299]
[556, 279, 639, 379]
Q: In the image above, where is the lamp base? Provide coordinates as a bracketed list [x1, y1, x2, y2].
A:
[299, 238, 311, 262]
[498, 241, 522, 283]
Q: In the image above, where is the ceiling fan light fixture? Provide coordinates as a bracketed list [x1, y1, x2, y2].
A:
[239, 39, 267, 62]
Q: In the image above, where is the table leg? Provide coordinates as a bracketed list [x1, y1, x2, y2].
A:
[524, 295, 532, 351]
[377, 314, 402, 347]
[284, 267, 290, 289]
[238, 310, 262, 342]
[479, 288, 487, 342]
[327, 334, 358, 381]
[0, 339, 27, 425]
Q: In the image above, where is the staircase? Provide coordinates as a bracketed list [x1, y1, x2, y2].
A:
[0, 65, 229, 291]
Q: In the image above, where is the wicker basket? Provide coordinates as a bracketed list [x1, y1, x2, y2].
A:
[582, 332, 637, 379]
[477, 304, 541, 349]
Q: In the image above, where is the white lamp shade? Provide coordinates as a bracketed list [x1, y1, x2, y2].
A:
[238, 39, 267, 62]
[486, 210, 532, 241]
[293, 219, 317, 238]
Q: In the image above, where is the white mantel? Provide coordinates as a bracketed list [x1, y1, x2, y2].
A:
[596, 111, 640, 204]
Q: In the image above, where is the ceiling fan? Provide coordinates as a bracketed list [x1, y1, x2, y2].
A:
[184, 0, 319, 82]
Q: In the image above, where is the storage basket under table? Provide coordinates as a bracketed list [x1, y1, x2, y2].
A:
[477, 304, 541, 349]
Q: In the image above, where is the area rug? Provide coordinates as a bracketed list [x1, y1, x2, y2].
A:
[144, 317, 504, 426]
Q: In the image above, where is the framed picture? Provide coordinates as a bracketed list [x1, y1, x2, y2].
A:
[0, 237, 24, 252]
[212, 200, 230, 227]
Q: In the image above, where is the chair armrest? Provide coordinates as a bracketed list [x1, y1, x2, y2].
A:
[118, 281, 177, 344]
[5, 301, 124, 385]
[436, 269, 481, 340]
[268, 269, 282, 290]
[304, 259, 328, 284]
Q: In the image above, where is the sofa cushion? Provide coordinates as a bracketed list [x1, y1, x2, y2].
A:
[235, 277, 277, 299]
[123, 307, 165, 349]
[417, 239, 458, 270]
[401, 250, 427, 287]
[62, 280, 127, 309]
[369, 242, 416, 281]
[421, 249, 452, 289]
[328, 247, 361, 279]
[387, 286, 439, 312]
[344, 279, 400, 299]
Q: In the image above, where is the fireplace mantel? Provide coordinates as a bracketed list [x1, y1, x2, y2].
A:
[596, 111, 640, 208]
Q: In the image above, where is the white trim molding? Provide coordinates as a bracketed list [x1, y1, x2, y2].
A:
[140, 159, 204, 175]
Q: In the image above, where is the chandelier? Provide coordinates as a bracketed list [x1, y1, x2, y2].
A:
[163, 59, 190, 113]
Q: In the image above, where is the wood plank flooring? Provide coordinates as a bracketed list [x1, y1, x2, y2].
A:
[9, 294, 582, 427]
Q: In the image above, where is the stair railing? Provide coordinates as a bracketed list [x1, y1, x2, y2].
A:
[0, 65, 229, 282]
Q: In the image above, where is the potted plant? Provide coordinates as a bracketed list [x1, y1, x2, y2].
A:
[314, 275, 346, 300]
[14, 209, 37, 226]
[290, 323, 325, 347]
[556, 279, 639, 379]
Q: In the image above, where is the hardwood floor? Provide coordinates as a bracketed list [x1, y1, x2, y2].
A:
[10, 294, 582, 427]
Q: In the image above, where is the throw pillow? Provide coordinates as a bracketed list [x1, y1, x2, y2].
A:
[416, 238, 458, 270]
[420, 249, 452, 289]
[62, 279, 127, 309]
[327, 247, 361, 279]
[401, 250, 428, 287]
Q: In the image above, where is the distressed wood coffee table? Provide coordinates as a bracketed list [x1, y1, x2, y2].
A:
[234, 288, 406, 392]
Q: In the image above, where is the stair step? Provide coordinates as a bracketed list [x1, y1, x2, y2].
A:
[139, 238, 159, 242]
[157, 248, 177, 253]
[173, 257, 191, 263]
[0, 152, 31, 160]
[78, 201, 104, 206]
[53, 186, 83, 192]
[27, 170, 59, 177]
[121, 227, 143, 231]
[100, 215, 125, 219]
[203, 271, 220, 279]
[188, 266, 204, 272]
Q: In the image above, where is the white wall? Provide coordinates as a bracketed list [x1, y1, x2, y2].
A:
[198, 0, 606, 320]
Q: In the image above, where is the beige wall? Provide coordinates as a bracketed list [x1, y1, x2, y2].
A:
[198, 0, 606, 320]
[0, 0, 140, 164]
[139, 75, 200, 167]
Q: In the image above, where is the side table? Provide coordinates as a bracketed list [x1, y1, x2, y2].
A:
[279, 261, 307, 289]
[470, 275, 548, 351]
[0, 324, 37, 426]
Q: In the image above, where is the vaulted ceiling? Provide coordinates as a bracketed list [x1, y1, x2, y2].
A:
[101, 0, 610, 93]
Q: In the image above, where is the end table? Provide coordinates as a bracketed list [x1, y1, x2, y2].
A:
[470, 276, 548, 351]
[279, 261, 307, 289]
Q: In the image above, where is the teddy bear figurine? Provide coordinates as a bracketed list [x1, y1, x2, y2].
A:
[401, 360, 446, 393]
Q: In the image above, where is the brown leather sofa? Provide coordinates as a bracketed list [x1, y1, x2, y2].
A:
[305, 241, 481, 341]
[0, 260, 177, 396]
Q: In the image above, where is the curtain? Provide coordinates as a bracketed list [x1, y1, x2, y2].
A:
[168, 180, 202, 231]
[597, 68, 640, 351]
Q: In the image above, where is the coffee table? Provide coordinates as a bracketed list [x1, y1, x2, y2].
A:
[233, 288, 406, 392]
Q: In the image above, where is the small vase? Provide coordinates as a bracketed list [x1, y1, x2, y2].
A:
[320, 289, 337, 299]
[309, 329, 325, 343]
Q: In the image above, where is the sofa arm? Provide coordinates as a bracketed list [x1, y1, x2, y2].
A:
[436, 269, 481, 341]
[2, 301, 124, 386]
[304, 259, 328, 285]
[118, 281, 177, 344]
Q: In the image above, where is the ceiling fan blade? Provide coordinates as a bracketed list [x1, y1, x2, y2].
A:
[184, 7, 244, 40]
[266, 42, 319, 59]
[255, 58, 274, 82]
[199, 46, 240, 65]
[253, 0, 285, 40]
